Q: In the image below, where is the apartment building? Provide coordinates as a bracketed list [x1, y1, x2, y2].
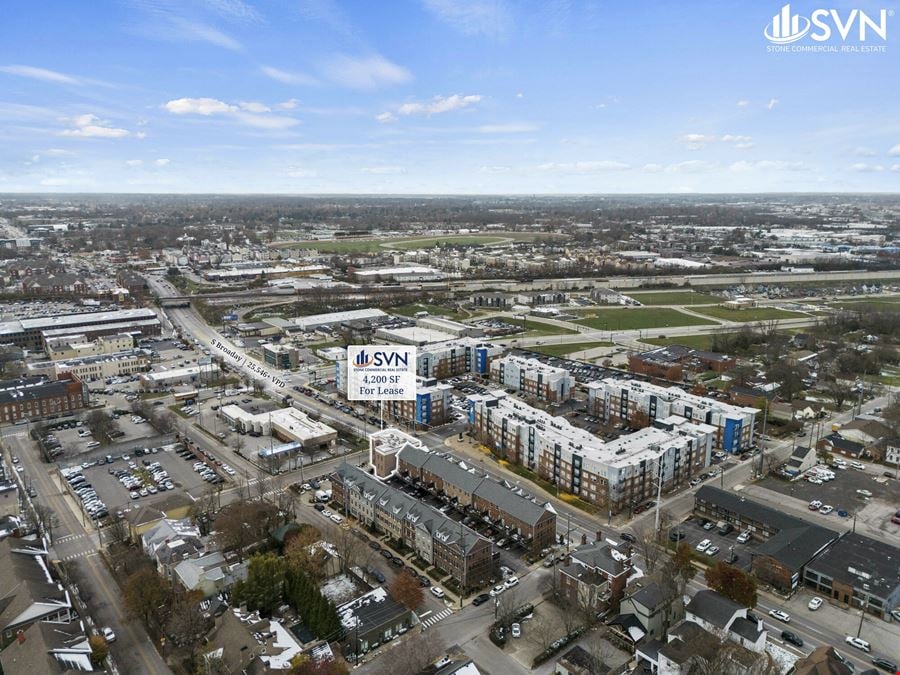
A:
[0, 374, 88, 425]
[415, 337, 504, 380]
[490, 354, 575, 402]
[469, 392, 714, 514]
[588, 378, 758, 453]
[331, 462, 494, 588]
[381, 376, 453, 428]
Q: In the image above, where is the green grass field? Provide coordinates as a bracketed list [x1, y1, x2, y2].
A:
[642, 334, 720, 349]
[828, 299, 900, 313]
[627, 290, 721, 305]
[690, 306, 808, 322]
[388, 303, 468, 321]
[279, 232, 553, 253]
[573, 308, 717, 331]
[531, 341, 613, 357]
[504, 317, 580, 338]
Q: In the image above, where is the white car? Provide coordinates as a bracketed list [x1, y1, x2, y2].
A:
[769, 609, 791, 623]
[504, 575, 519, 588]
[736, 531, 751, 544]
[330, 514, 344, 524]
[819, 505, 833, 515]
[844, 635, 870, 652]
[431, 587, 445, 598]
[101, 627, 116, 643]
[321, 509, 332, 518]
[489, 584, 506, 597]
[696, 539, 711, 552]
[856, 489, 873, 497]
[511, 622, 521, 638]
[705, 545, 720, 556]
[808, 597, 823, 611]
[850, 462, 866, 471]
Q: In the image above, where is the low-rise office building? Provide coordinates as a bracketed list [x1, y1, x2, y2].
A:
[220, 405, 337, 450]
[627, 345, 736, 381]
[589, 378, 758, 453]
[803, 533, 900, 620]
[139, 363, 221, 390]
[0, 374, 88, 425]
[27, 349, 150, 381]
[45, 332, 134, 360]
[490, 354, 575, 402]
[337, 586, 414, 657]
[331, 462, 494, 589]
[694, 486, 839, 593]
[470, 392, 714, 514]
[262, 343, 300, 370]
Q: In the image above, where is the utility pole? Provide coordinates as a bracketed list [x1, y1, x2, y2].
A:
[566, 512, 572, 553]
[758, 398, 769, 477]
[856, 591, 870, 638]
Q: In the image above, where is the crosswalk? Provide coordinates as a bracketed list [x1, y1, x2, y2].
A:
[61, 550, 98, 562]
[420, 607, 453, 629]
[56, 533, 88, 544]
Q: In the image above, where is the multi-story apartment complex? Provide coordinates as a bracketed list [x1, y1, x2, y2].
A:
[367, 428, 557, 549]
[469, 392, 714, 514]
[0, 374, 88, 425]
[490, 354, 575, 402]
[330, 462, 494, 589]
[588, 378, 758, 453]
[415, 338, 504, 380]
[381, 376, 453, 428]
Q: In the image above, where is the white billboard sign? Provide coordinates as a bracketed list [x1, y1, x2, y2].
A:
[346, 346, 416, 401]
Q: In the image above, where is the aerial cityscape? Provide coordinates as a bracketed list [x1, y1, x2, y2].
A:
[0, 3, 898, 675]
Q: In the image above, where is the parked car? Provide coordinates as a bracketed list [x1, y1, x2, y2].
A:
[101, 627, 116, 643]
[696, 539, 711, 552]
[489, 584, 506, 597]
[808, 597, 823, 611]
[871, 657, 898, 673]
[431, 587, 445, 599]
[736, 530, 751, 543]
[781, 631, 803, 647]
[504, 576, 519, 588]
[472, 593, 491, 606]
[511, 622, 521, 639]
[619, 532, 636, 543]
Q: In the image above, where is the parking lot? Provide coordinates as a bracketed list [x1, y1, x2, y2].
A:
[760, 464, 895, 516]
[674, 514, 761, 571]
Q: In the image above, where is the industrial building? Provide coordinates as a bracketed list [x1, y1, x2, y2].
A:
[139, 363, 221, 391]
[45, 332, 134, 361]
[469, 392, 715, 514]
[287, 308, 388, 333]
[490, 354, 575, 402]
[588, 378, 758, 453]
[415, 315, 483, 338]
[220, 405, 337, 450]
[0, 307, 160, 351]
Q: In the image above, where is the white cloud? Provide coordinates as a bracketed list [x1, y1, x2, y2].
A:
[736, 99, 750, 107]
[729, 160, 808, 172]
[382, 94, 482, 120]
[260, 65, 318, 86]
[477, 122, 537, 134]
[667, 160, 719, 173]
[320, 54, 412, 90]
[59, 114, 131, 138]
[888, 143, 900, 156]
[170, 17, 243, 50]
[766, 98, 779, 110]
[361, 166, 406, 174]
[155, 158, 170, 166]
[682, 133, 753, 150]
[276, 99, 300, 110]
[163, 97, 299, 129]
[536, 161, 630, 174]
[849, 162, 884, 172]
[422, 0, 511, 39]
[201, 0, 263, 23]
[853, 146, 876, 157]
[165, 97, 236, 115]
[125, 159, 143, 167]
[891, 164, 900, 172]
[239, 101, 271, 113]
[641, 163, 665, 173]
[0, 64, 81, 85]
[515, 92, 524, 99]
[479, 165, 511, 173]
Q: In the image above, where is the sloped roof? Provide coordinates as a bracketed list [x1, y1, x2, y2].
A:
[686, 590, 743, 629]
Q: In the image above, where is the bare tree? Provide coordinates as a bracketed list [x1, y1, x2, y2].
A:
[333, 527, 367, 573]
[254, 468, 271, 502]
[33, 502, 56, 543]
[631, 518, 663, 574]
[367, 633, 445, 675]
[527, 613, 558, 653]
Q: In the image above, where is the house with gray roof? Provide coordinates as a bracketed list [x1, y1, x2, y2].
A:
[685, 590, 766, 653]
[174, 552, 247, 598]
[558, 541, 633, 616]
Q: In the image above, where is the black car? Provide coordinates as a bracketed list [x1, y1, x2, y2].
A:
[418, 575, 431, 587]
[380, 550, 393, 559]
[781, 631, 803, 647]
[472, 593, 491, 606]
[872, 658, 898, 673]
[389, 557, 403, 567]
[620, 532, 636, 543]
[669, 529, 685, 542]
[313, 503, 325, 512]
[368, 540, 382, 551]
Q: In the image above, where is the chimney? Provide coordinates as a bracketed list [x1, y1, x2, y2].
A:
[16, 630, 25, 644]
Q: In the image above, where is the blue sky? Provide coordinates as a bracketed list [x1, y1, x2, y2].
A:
[1, 0, 898, 193]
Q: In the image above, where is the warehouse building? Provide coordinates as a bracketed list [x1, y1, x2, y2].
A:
[220, 405, 337, 450]
[139, 363, 221, 391]
[0, 308, 160, 351]
[287, 308, 388, 333]
[27, 349, 151, 381]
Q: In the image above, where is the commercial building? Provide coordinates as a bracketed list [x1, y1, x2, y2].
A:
[694, 486, 839, 593]
[589, 378, 758, 453]
[337, 587, 414, 657]
[220, 405, 337, 450]
[288, 308, 388, 333]
[416, 337, 504, 380]
[45, 332, 134, 360]
[350, 265, 445, 283]
[0, 374, 88, 425]
[470, 292, 510, 309]
[368, 428, 557, 549]
[0, 307, 160, 350]
[331, 461, 494, 588]
[27, 349, 150, 381]
[203, 264, 328, 282]
[416, 316, 483, 338]
[803, 533, 900, 620]
[139, 363, 221, 391]
[374, 325, 457, 346]
[627, 344, 736, 381]
[490, 354, 575, 402]
[262, 343, 300, 370]
[469, 393, 715, 514]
